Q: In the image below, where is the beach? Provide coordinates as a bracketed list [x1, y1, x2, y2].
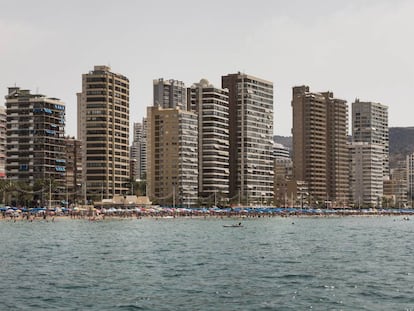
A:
[2, 206, 413, 223]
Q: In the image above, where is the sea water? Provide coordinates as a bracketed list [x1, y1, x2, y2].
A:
[1, 216, 414, 310]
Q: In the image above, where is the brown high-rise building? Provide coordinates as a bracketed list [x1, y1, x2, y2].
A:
[292, 86, 348, 206]
[222, 73, 274, 205]
[324, 91, 349, 205]
[77, 65, 130, 202]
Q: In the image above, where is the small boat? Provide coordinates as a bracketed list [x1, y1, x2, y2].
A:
[223, 223, 243, 228]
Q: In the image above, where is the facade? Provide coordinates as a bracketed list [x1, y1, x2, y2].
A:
[0, 106, 6, 179]
[188, 79, 229, 202]
[349, 142, 384, 207]
[65, 136, 82, 205]
[406, 153, 414, 207]
[273, 142, 290, 159]
[324, 92, 349, 206]
[130, 119, 147, 181]
[387, 160, 407, 208]
[153, 78, 187, 110]
[147, 106, 198, 207]
[384, 161, 408, 208]
[351, 100, 389, 207]
[291, 86, 349, 206]
[222, 72, 274, 205]
[352, 99, 389, 177]
[77, 65, 130, 202]
[5, 87, 66, 203]
[273, 143, 292, 207]
[286, 180, 309, 208]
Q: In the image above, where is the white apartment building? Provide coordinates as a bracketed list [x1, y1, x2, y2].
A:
[349, 142, 384, 207]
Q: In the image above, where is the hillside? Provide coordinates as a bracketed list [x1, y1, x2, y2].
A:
[389, 127, 414, 155]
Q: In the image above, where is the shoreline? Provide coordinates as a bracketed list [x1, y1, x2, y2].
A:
[1, 211, 412, 222]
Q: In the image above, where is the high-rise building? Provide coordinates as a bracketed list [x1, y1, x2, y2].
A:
[65, 136, 82, 205]
[352, 99, 389, 177]
[153, 78, 187, 110]
[147, 106, 198, 207]
[5, 87, 66, 201]
[0, 106, 6, 179]
[130, 118, 147, 181]
[188, 79, 229, 202]
[222, 72, 274, 205]
[291, 86, 348, 206]
[350, 100, 389, 207]
[77, 65, 130, 202]
[349, 142, 384, 207]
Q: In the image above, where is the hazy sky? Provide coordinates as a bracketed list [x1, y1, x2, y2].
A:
[1, 0, 413, 137]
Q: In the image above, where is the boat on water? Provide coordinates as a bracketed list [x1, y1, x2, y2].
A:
[223, 223, 243, 228]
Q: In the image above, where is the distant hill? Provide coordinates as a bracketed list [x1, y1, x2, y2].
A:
[389, 127, 414, 156]
[274, 127, 414, 168]
[389, 127, 414, 167]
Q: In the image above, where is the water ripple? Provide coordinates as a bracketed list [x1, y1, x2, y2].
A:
[1, 217, 414, 310]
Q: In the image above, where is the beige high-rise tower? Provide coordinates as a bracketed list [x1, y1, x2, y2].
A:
[146, 106, 198, 207]
[292, 86, 348, 206]
[78, 65, 130, 202]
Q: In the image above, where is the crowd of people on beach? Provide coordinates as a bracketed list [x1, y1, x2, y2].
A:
[1, 206, 414, 222]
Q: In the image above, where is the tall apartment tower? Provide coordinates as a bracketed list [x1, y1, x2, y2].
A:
[130, 119, 147, 180]
[352, 100, 389, 177]
[0, 106, 6, 179]
[350, 100, 388, 207]
[349, 143, 384, 207]
[77, 65, 130, 201]
[222, 73, 274, 205]
[292, 86, 348, 206]
[147, 106, 198, 207]
[153, 78, 187, 110]
[188, 79, 229, 201]
[5, 87, 66, 191]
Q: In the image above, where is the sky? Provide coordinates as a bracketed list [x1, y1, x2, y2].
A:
[1, 0, 413, 138]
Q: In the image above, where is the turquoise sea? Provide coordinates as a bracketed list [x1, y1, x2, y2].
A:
[1, 216, 414, 310]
